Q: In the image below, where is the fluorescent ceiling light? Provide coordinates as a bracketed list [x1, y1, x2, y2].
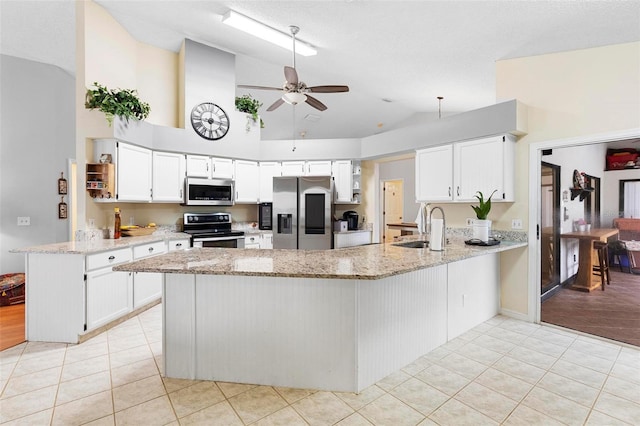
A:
[282, 92, 307, 105]
[222, 11, 317, 56]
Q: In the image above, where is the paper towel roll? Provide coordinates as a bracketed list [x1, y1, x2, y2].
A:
[429, 218, 444, 251]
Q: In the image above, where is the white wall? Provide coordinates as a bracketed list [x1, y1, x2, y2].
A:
[0, 55, 75, 273]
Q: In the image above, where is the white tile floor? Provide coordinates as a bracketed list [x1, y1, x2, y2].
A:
[0, 306, 638, 425]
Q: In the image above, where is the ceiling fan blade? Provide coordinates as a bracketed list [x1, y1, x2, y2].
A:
[305, 95, 327, 111]
[237, 84, 282, 91]
[266, 98, 285, 112]
[309, 85, 350, 93]
[284, 66, 298, 85]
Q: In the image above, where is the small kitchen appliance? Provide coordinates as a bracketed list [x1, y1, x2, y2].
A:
[183, 178, 234, 206]
[258, 202, 272, 230]
[343, 211, 359, 230]
[182, 212, 245, 248]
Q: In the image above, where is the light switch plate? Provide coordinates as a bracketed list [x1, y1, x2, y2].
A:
[511, 219, 523, 229]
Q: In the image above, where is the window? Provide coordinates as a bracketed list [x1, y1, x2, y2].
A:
[620, 179, 640, 218]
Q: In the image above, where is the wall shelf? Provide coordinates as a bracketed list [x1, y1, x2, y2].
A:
[570, 187, 593, 201]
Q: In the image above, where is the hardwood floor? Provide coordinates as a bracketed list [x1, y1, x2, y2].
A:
[541, 269, 640, 346]
[0, 303, 25, 351]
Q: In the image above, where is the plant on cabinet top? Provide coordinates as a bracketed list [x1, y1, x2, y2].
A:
[85, 82, 150, 126]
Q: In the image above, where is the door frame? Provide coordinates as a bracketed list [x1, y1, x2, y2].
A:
[527, 128, 640, 323]
[540, 161, 561, 298]
[380, 178, 405, 244]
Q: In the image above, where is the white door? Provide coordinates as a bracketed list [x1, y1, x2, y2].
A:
[333, 160, 353, 203]
[117, 143, 152, 201]
[455, 136, 503, 201]
[86, 268, 132, 330]
[152, 151, 185, 202]
[383, 179, 404, 243]
[260, 233, 273, 249]
[211, 157, 234, 179]
[415, 145, 453, 201]
[259, 162, 281, 202]
[306, 161, 332, 176]
[281, 161, 306, 176]
[186, 155, 211, 178]
[234, 160, 259, 203]
[133, 272, 162, 308]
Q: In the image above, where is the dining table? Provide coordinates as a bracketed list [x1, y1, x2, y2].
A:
[560, 228, 619, 291]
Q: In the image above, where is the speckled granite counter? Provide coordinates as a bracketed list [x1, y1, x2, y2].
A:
[114, 237, 526, 280]
[11, 232, 190, 255]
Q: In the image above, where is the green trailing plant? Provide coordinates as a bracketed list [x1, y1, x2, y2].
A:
[85, 82, 150, 126]
[235, 95, 264, 129]
[471, 190, 497, 220]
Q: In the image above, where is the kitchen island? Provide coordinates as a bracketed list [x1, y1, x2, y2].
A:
[115, 236, 526, 392]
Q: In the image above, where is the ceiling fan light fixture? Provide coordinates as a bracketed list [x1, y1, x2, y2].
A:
[282, 92, 307, 105]
[222, 11, 317, 56]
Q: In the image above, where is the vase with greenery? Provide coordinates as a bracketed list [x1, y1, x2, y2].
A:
[85, 82, 150, 126]
[235, 95, 264, 131]
[471, 190, 497, 242]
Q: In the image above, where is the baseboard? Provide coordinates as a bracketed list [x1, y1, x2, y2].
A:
[499, 308, 529, 322]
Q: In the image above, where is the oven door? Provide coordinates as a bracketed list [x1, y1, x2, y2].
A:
[192, 236, 245, 248]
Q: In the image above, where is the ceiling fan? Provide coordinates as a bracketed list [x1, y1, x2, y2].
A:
[237, 26, 349, 112]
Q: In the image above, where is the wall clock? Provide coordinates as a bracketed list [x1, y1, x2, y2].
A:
[190, 102, 230, 140]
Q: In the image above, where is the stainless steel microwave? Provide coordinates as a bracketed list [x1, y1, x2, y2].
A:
[183, 177, 234, 206]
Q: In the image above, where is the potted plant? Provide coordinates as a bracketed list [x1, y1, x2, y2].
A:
[85, 82, 150, 126]
[235, 94, 264, 131]
[471, 190, 497, 242]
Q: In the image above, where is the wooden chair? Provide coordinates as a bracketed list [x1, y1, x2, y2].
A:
[609, 240, 632, 273]
[593, 241, 610, 290]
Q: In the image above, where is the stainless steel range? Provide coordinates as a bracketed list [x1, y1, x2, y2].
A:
[182, 213, 245, 248]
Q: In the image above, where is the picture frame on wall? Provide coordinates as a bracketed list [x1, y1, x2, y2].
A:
[58, 197, 67, 219]
[58, 172, 68, 195]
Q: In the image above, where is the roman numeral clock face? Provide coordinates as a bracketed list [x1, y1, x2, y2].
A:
[190, 102, 230, 140]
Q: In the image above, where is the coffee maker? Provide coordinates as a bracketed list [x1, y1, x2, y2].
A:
[343, 211, 359, 230]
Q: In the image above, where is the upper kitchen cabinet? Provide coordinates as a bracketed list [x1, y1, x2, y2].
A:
[333, 160, 354, 204]
[118, 143, 152, 201]
[234, 160, 259, 203]
[415, 135, 516, 203]
[185, 155, 234, 179]
[281, 161, 306, 176]
[259, 162, 281, 202]
[306, 161, 332, 176]
[152, 152, 185, 202]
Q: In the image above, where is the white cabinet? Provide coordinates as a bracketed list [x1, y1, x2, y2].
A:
[260, 233, 273, 249]
[132, 241, 166, 309]
[415, 145, 453, 202]
[333, 160, 353, 203]
[334, 230, 372, 248]
[152, 151, 185, 202]
[245, 235, 260, 249]
[211, 157, 234, 179]
[258, 162, 281, 202]
[281, 161, 306, 176]
[117, 143, 153, 202]
[168, 239, 190, 251]
[416, 135, 515, 202]
[306, 161, 332, 176]
[86, 267, 132, 331]
[186, 155, 210, 178]
[234, 160, 259, 203]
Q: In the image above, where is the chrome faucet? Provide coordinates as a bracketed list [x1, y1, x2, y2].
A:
[429, 206, 446, 250]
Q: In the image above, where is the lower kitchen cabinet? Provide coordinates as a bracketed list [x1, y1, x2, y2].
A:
[86, 268, 132, 330]
[260, 233, 273, 249]
[133, 272, 163, 309]
[245, 235, 260, 249]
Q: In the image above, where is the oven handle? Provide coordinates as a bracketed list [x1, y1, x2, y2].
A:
[193, 235, 244, 242]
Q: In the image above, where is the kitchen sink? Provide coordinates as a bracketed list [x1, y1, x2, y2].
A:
[393, 240, 429, 249]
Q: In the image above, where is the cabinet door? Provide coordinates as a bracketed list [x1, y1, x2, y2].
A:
[258, 162, 281, 202]
[245, 235, 260, 249]
[118, 143, 152, 201]
[281, 161, 306, 176]
[152, 151, 185, 202]
[415, 145, 453, 201]
[86, 268, 132, 330]
[168, 239, 190, 251]
[186, 155, 211, 178]
[454, 136, 504, 202]
[260, 233, 273, 249]
[332, 160, 353, 203]
[211, 157, 234, 179]
[306, 161, 332, 176]
[133, 272, 163, 309]
[234, 160, 259, 203]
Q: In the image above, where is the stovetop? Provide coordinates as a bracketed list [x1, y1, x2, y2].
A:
[182, 212, 244, 238]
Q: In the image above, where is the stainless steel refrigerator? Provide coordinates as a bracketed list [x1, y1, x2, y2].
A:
[273, 176, 333, 250]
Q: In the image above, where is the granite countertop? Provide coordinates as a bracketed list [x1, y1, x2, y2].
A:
[11, 232, 190, 255]
[113, 236, 527, 280]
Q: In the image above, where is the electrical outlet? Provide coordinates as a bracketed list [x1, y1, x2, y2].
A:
[466, 218, 473, 226]
[88, 218, 95, 228]
[511, 219, 523, 229]
[17, 217, 30, 226]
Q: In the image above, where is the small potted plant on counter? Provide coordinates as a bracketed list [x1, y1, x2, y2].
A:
[471, 190, 497, 242]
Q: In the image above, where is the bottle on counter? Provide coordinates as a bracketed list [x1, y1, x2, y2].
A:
[114, 207, 121, 239]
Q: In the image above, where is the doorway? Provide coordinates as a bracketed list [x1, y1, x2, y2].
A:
[540, 162, 561, 297]
[382, 180, 404, 243]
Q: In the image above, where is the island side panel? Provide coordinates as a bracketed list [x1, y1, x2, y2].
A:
[447, 253, 500, 340]
[26, 253, 85, 343]
[193, 275, 358, 392]
[356, 265, 448, 390]
[164, 274, 197, 379]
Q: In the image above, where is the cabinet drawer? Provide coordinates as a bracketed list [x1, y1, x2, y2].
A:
[133, 241, 167, 260]
[168, 239, 190, 251]
[86, 248, 132, 271]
